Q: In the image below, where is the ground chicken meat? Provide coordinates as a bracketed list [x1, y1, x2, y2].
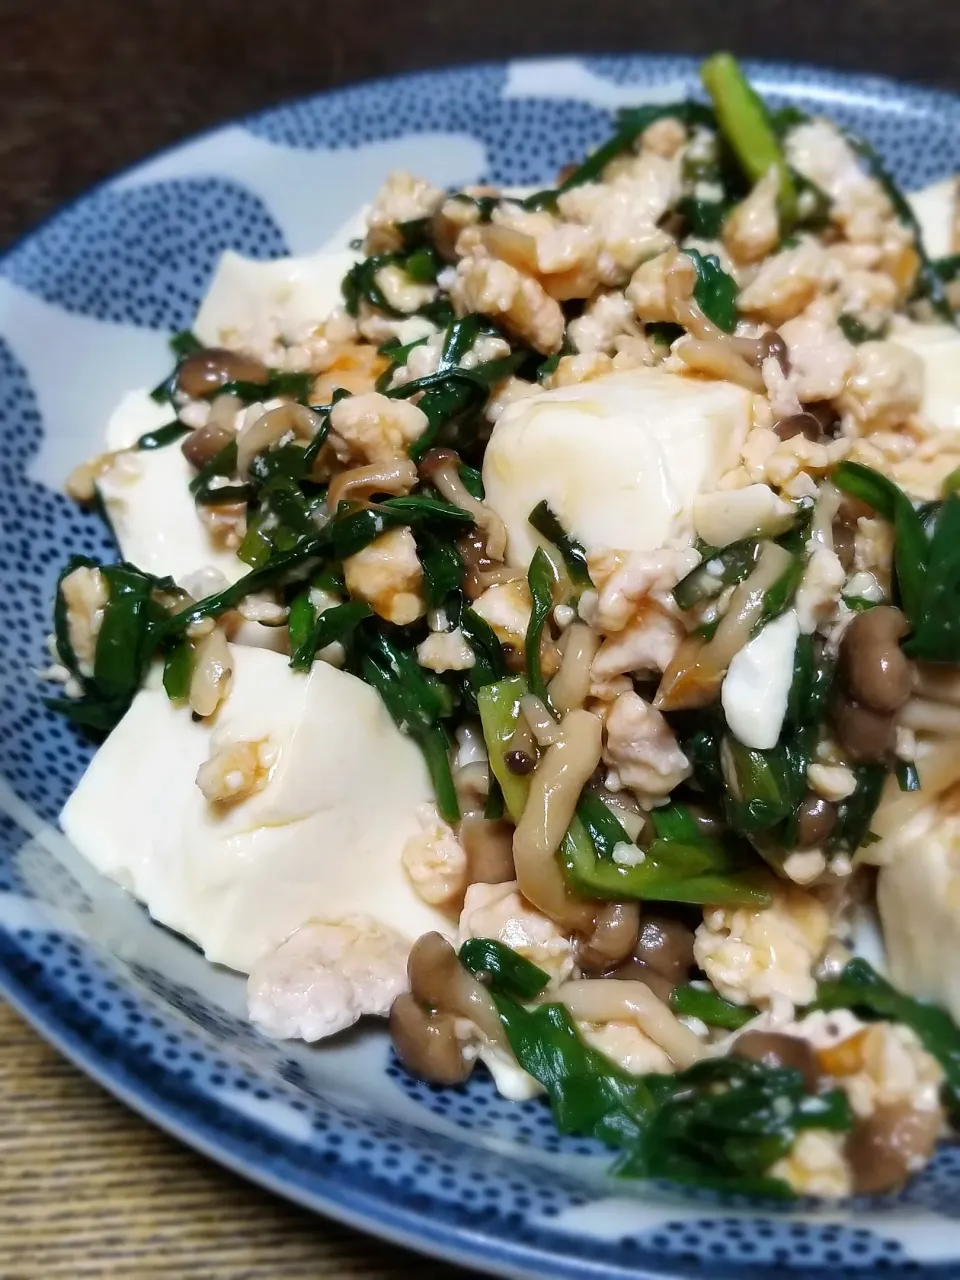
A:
[839, 339, 924, 433]
[365, 170, 443, 253]
[449, 252, 565, 354]
[602, 690, 692, 803]
[247, 915, 412, 1041]
[59, 565, 108, 676]
[585, 547, 698, 632]
[737, 241, 826, 325]
[343, 526, 425, 625]
[722, 166, 781, 264]
[402, 804, 469, 909]
[328, 390, 429, 464]
[590, 605, 684, 680]
[458, 881, 578, 989]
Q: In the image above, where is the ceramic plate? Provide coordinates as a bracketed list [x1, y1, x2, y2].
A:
[3, 55, 960, 1280]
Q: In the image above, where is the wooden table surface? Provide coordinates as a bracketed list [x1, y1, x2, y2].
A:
[3, 2, 960, 1276]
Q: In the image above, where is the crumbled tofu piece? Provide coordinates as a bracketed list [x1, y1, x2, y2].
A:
[471, 579, 532, 647]
[721, 610, 799, 751]
[692, 484, 795, 547]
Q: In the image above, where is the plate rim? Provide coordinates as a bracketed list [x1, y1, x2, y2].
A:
[3, 50, 960, 1280]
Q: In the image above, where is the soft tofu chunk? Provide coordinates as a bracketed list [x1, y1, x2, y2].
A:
[96, 389, 245, 585]
[194, 248, 358, 349]
[888, 318, 960, 432]
[878, 820, 960, 1024]
[60, 646, 449, 973]
[482, 368, 752, 568]
[721, 609, 800, 751]
[907, 177, 957, 261]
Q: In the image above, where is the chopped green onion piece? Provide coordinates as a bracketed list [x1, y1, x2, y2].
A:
[528, 501, 591, 588]
[683, 248, 739, 333]
[700, 53, 797, 223]
[669, 984, 757, 1030]
[137, 421, 190, 450]
[525, 547, 558, 706]
[838, 313, 888, 344]
[289, 601, 372, 672]
[162, 641, 193, 701]
[896, 759, 921, 793]
[459, 938, 550, 1000]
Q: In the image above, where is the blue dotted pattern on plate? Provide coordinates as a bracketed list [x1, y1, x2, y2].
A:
[3, 55, 960, 1279]
[1, 178, 286, 329]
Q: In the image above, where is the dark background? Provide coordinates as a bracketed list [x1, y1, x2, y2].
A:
[3, 0, 960, 251]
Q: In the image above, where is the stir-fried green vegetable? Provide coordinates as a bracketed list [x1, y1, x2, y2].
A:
[528, 501, 591, 588]
[669, 984, 757, 1030]
[834, 461, 960, 661]
[289, 601, 373, 672]
[525, 547, 558, 706]
[673, 540, 759, 610]
[837, 313, 889, 344]
[467, 939, 852, 1195]
[700, 52, 797, 224]
[358, 629, 460, 823]
[47, 559, 180, 731]
[136, 421, 190, 450]
[827, 765, 886, 854]
[683, 248, 739, 332]
[459, 937, 550, 999]
[612, 1057, 852, 1193]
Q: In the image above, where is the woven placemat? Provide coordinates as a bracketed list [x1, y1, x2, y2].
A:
[0, 1002, 471, 1279]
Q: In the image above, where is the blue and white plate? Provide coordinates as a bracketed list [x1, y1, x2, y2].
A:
[3, 55, 960, 1280]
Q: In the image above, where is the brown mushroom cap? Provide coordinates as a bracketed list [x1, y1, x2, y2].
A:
[633, 916, 696, 983]
[389, 993, 473, 1085]
[733, 1031, 820, 1092]
[846, 1102, 941, 1195]
[181, 422, 235, 470]
[177, 348, 270, 399]
[795, 794, 839, 849]
[839, 606, 914, 713]
[460, 817, 516, 885]
[578, 901, 641, 974]
[830, 693, 897, 763]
